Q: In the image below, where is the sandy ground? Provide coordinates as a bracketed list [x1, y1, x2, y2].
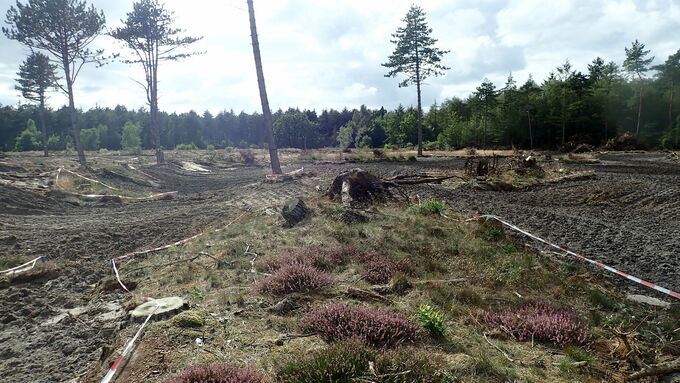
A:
[0, 151, 678, 382]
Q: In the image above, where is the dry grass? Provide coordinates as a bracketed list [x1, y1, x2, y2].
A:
[108, 199, 677, 383]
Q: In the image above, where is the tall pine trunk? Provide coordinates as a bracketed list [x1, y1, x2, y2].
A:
[39, 96, 47, 157]
[415, 46, 423, 157]
[247, 0, 282, 174]
[151, 45, 164, 165]
[636, 84, 643, 136]
[62, 52, 85, 166]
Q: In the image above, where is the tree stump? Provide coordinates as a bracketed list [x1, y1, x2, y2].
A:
[328, 169, 392, 207]
[281, 198, 309, 227]
[130, 296, 185, 322]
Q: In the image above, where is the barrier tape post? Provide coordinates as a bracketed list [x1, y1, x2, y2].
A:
[442, 213, 680, 301]
[100, 304, 159, 383]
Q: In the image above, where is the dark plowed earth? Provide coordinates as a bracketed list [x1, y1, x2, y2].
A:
[0, 152, 677, 382]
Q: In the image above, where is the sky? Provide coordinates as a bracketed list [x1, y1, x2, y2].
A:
[0, 0, 678, 114]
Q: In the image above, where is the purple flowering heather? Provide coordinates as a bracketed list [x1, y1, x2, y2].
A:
[255, 264, 334, 295]
[256, 246, 355, 273]
[300, 303, 420, 348]
[360, 254, 414, 284]
[162, 363, 269, 383]
[481, 301, 591, 345]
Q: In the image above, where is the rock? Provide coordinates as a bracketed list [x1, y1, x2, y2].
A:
[626, 294, 671, 308]
[268, 297, 298, 315]
[172, 310, 204, 328]
[281, 198, 309, 227]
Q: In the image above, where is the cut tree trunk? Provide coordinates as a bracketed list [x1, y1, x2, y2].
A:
[247, 0, 282, 174]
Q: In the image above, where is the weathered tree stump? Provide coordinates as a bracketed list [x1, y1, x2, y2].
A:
[130, 296, 185, 323]
[327, 169, 392, 207]
[281, 198, 309, 227]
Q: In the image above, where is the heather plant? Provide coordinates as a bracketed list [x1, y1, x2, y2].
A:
[256, 246, 355, 273]
[414, 304, 446, 338]
[480, 301, 591, 345]
[255, 264, 334, 296]
[299, 304, 420, 348]
[275, 341, 444, 383]
[360, 254, 414, 284]
[162, 363, 269, 383]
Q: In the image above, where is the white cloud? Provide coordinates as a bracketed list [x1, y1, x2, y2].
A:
[0, 0, 678, 113]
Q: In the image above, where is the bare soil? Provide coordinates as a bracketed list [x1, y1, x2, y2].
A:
[0, 151, 678, 382]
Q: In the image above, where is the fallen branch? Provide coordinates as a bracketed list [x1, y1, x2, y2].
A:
[483, 332, 515, 363]
[391, 175, 462, 185]
[627, 359, 680, 381]
[345, 287, 392, 303]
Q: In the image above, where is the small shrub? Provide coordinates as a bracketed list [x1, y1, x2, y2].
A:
[255, 264, 334, 295]
[407, 155, 417, 161]
[588, 289, 617, 311]
[480, 301, 591, 345]
[300, 304, 420, 348]
[409, 199, 446, 215]
[162, 363, 269, 383]
[483, 228, 503, 241]
[360, 254, 414, 284]
[240, 149, 256, 164]
[175, 143, 198, 150]
[390, 272, 412, 295]
[275, 341, 443, 383]
[256, 246, 355, 273]
[466, 147, 477, 155]
[414, 304, 446, 338]
[372, 148, 384, 158]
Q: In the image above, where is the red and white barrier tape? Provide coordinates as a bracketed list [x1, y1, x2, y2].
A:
[0, 256, 46, 275]
[100, 303, 160, 383]
[66, 191, 178, 200]
[443, 213, 680, 300]
[115, 211, 248, 262]
[58, 167, 121, 191]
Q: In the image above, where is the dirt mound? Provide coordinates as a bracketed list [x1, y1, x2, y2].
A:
[0, 185, 71, 215]
[603, 132, 646, 151]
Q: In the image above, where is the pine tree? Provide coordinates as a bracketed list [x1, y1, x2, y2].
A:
[473, 78, 497, 146]
[111, 0, 203, 165]
[383, 5, 449, 156]
[623, 40, 654, 136]
[15, 52, 58, 156]
[653, 49, 680, 143]
[4, 0, 107, 166]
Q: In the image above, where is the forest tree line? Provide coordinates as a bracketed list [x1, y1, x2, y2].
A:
[2, 50, 680, 153]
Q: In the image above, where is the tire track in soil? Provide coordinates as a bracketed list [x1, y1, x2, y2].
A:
[1, 153, 677, 382]
[0, 162, 303, 383]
